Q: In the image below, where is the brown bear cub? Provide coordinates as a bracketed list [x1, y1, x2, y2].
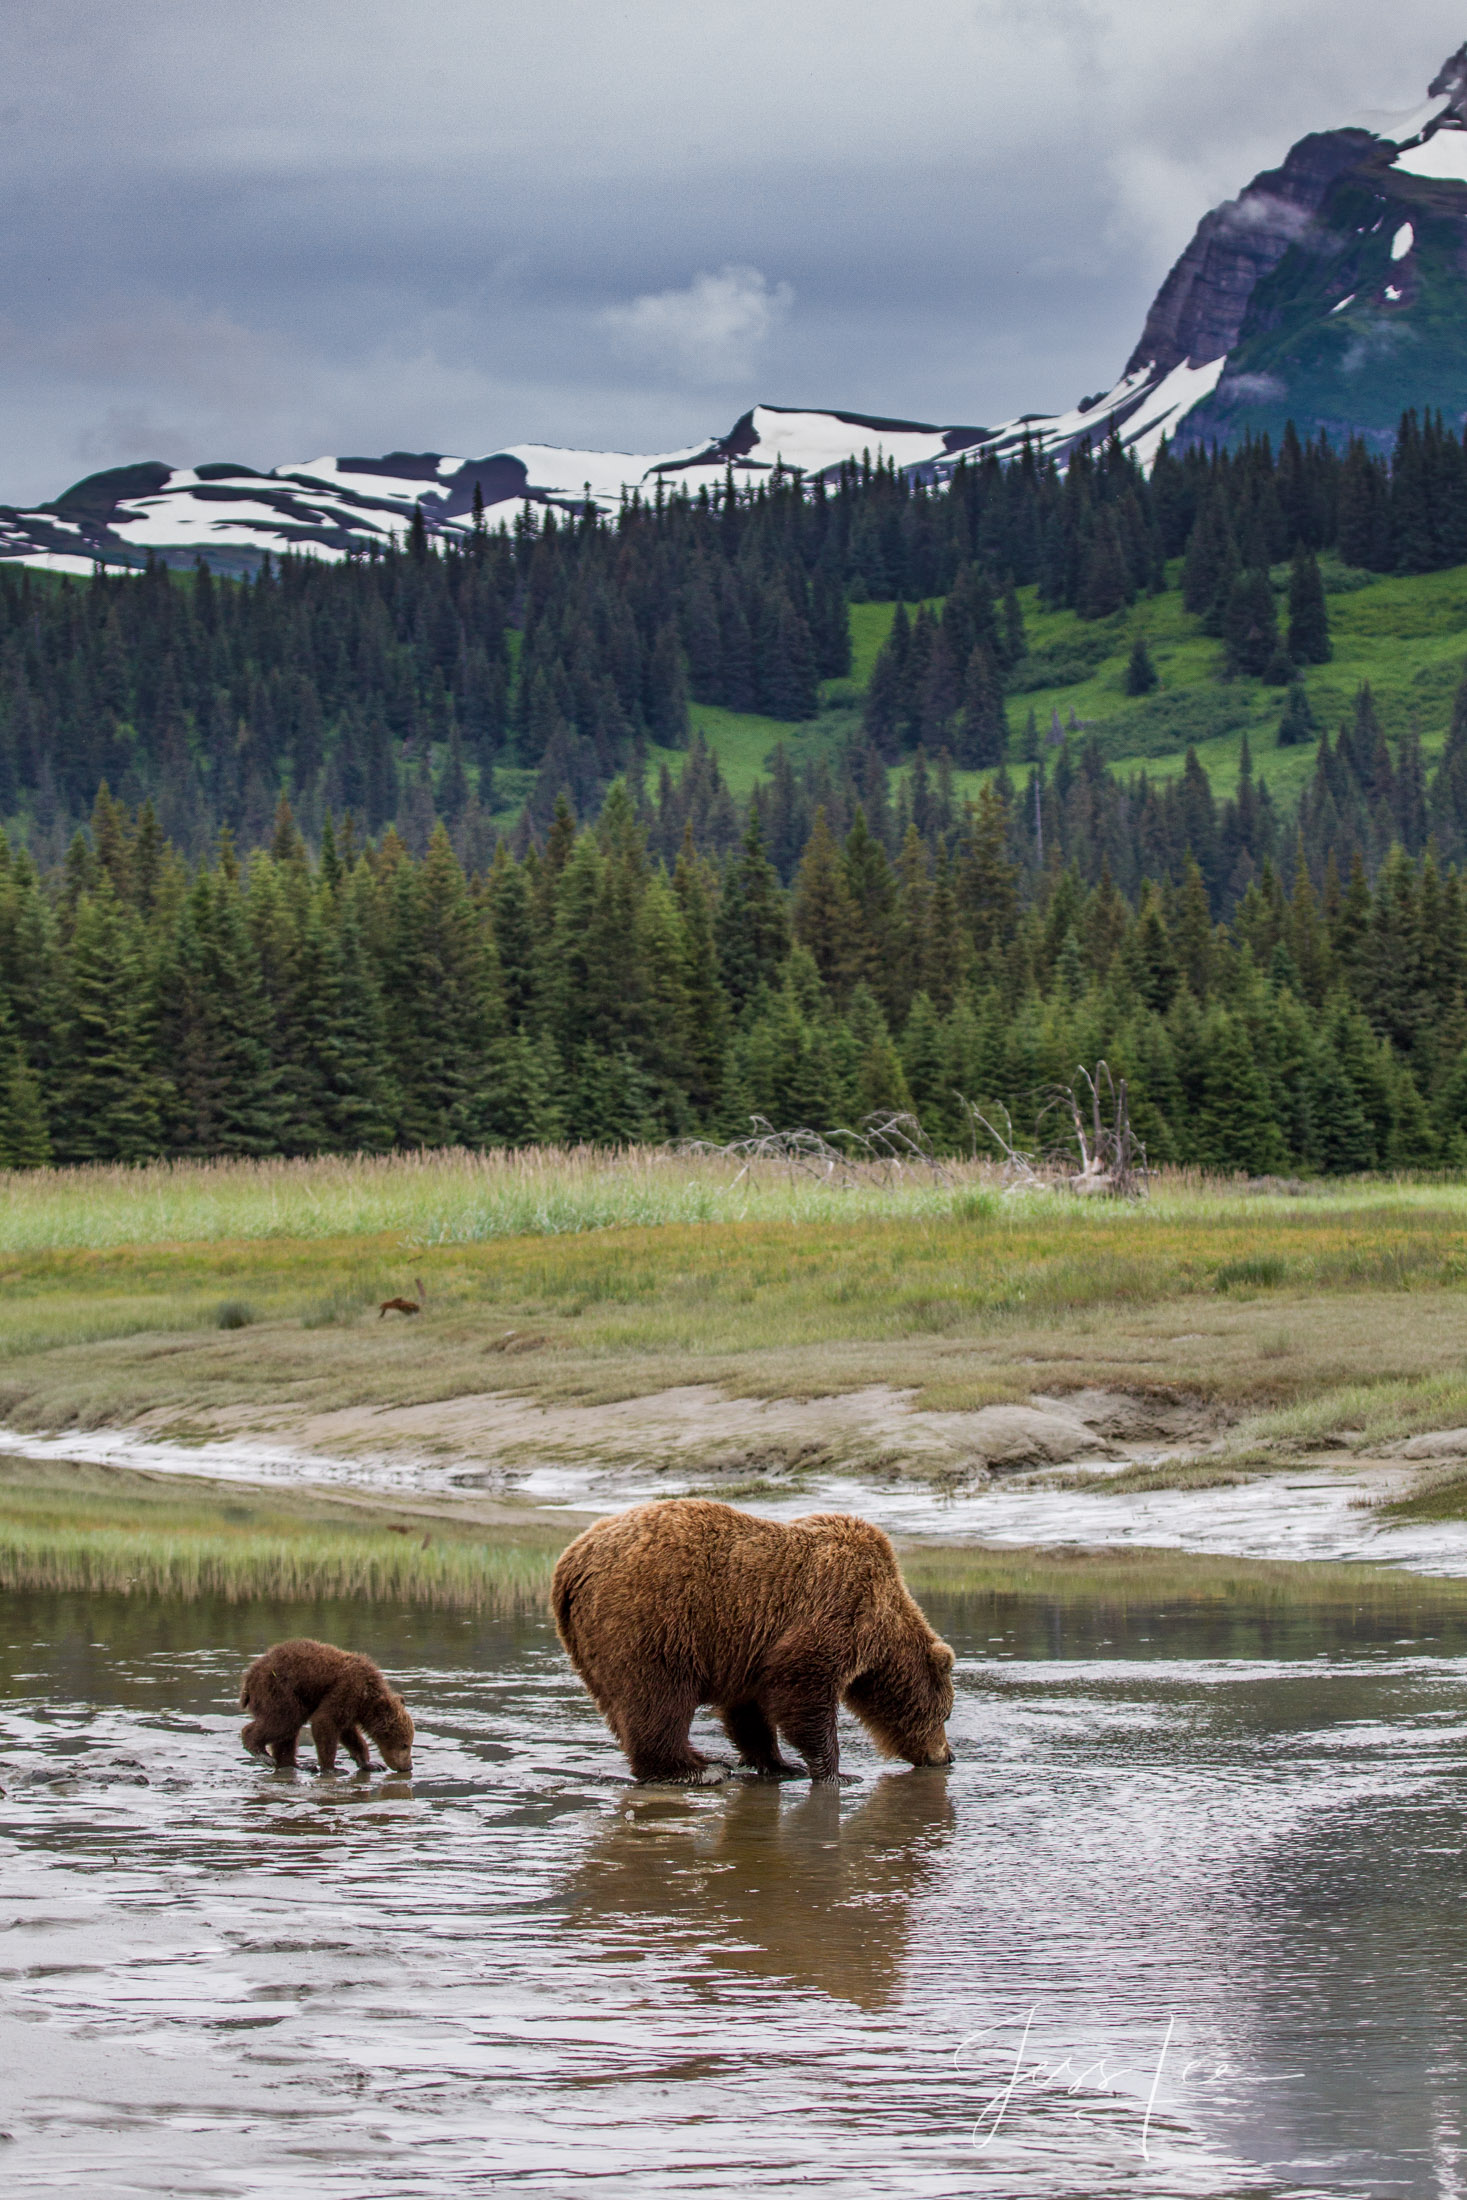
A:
[239, 1640, 415, 1774]
[552, 1498, 955, 1784]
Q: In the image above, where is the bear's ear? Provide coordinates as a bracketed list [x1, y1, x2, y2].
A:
[933, 1642, 955, 1671]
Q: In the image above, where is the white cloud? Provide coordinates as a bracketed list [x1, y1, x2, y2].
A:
[602, 266, 793, 385]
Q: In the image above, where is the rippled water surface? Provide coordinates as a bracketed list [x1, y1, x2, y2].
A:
[4, 1585, 1467, 2197]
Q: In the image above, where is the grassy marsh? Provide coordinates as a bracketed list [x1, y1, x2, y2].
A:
[0, 1457, 567, 1611]
[1, 1151, 1467, 1478]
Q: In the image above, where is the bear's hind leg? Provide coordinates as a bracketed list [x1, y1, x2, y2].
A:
[619, 1685, 726, 1784]
[241, 1711, 302, 1767]
[241, 1671, 305, 1769]
[718, 1700, 801, 1779]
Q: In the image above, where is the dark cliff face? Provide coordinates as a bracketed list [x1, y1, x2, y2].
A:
[1429, 40, 1467, 114]
[1125, 129, 1379, 376]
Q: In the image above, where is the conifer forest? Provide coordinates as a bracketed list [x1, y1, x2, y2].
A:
[9, 415, 1467, 1174]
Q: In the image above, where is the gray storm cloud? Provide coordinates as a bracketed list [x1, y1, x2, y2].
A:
[0, 0, 1461, 500]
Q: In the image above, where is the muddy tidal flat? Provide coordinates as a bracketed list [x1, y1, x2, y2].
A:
[4, 1584, 1467, 2198]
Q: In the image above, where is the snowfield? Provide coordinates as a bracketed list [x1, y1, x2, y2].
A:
[1393, 127, 1467, 182]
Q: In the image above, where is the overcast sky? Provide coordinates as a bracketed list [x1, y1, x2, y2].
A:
[0, 1, 1463, 502]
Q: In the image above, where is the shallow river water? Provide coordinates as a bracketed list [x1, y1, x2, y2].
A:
[4, 1586, 1467, 2198]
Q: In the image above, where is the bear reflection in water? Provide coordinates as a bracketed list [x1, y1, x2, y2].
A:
[566, 1769, 956, 2009]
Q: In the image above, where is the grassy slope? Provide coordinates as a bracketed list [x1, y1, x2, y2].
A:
[647, 565, 1467, 805]
[0, 1453, 568, 1610]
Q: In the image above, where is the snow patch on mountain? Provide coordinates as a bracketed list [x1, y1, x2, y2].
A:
[1393, 128, 1467, 182]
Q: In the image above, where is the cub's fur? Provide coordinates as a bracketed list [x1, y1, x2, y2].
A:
[239, 1639, 414, 1774]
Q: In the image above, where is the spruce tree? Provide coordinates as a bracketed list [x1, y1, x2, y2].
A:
[1286, 544, 1331, 664]
[1123, 635, 1159, 696]
[715, 813, 790, 1007]
[1222, 569, 1279, 678]
[0, 996, 49, 1167]
[672, 838, 729, 1123]
[1276, 680, 1317, 748]
[160, 870, 284, 1156]
[1190, 1004, 1286, 1174]
[791, 807, 860, 999]
[954, 646, 1007, 769]
[53, 884, 163, 1162]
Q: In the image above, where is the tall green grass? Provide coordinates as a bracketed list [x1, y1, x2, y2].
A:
[0, 1516, 561, 1610]
[2, 1143, 1465, 1257]
[0, 1144, 982, 1254]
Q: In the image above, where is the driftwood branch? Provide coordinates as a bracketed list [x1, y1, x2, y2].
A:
[957, 1063, 1149, 1199]
[953, 1097, 1048, 1190]
[683, 1111, 954, 1188]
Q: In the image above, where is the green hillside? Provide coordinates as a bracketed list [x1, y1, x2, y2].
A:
[655, 562, 1467, 810]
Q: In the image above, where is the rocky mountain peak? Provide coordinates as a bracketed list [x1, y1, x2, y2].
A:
[1123, 128, 1377, 379]
[1427, 41, 1467, 121]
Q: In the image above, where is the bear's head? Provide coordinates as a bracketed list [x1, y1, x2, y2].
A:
[844, 1634, 955, 1768]
[371, 1692, 415, 1774]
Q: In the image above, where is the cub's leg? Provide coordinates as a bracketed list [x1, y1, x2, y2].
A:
[718, 1699, 802, 1779]
[241, 1673, 306, 1768]
[240, 1716, 274, 1760]
[308, 1679, 366, 1773]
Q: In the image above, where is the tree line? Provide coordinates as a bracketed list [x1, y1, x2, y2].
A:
[3, 771, 1467, 1179]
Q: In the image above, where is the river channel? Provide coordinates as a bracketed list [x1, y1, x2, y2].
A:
[3, 1583, 1467, 2196]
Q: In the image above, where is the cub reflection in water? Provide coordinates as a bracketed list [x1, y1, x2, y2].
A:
[565, 1770, 956, 2009]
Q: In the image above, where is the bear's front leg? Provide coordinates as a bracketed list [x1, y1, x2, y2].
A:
[341, 1724, 373, 1771]
[309, 1710, 343, 1773]
[759, 1640, 843, 1782]
[770, 1695, 841, 1782]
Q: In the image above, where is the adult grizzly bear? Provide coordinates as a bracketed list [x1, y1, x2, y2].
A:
[239, 1639, 415, 1774]
[551, 1499, 955, 1783]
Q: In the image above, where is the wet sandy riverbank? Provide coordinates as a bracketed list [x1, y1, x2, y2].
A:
[2, 1416, 1466, 1577]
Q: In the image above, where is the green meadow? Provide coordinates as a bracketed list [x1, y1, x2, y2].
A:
[646, 561, 1467, 809]
[2, 1150, 1467, 1606]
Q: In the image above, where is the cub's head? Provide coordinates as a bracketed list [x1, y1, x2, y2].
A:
[845, 1635, 956, 1769]
[371, 1692, 415, 1775]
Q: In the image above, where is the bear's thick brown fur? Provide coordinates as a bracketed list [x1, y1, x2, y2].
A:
[239, 1639, 415, 1774]
[551, 1498, 955, 1784]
